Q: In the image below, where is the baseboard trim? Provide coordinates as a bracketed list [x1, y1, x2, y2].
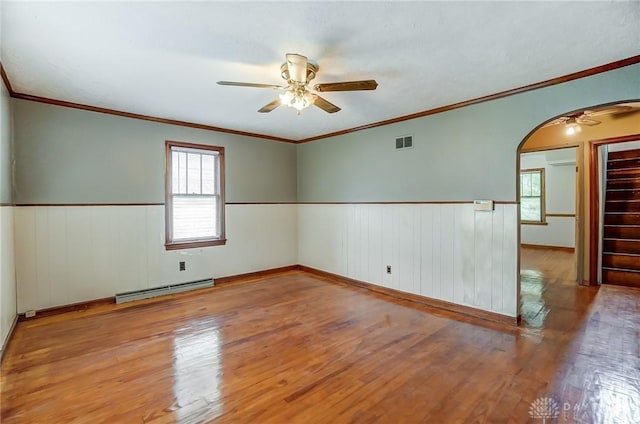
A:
[18, 297, 116, 322]
[14, 264, 518, 327]
[215, 265, 301, 286]
[298, 265, 518, 326]
[521, 244, 575, 252]
[1, 315, 19, 363]
[16, 265, 300, 321]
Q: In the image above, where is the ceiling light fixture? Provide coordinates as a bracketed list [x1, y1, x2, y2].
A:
[279, 85, 317, 114]
[218, 53, 377, 115]
[565, 117, 582, 136]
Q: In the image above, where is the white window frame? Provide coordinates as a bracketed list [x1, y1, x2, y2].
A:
[165, 140, 226, 250]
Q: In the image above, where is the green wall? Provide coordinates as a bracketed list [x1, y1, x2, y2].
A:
[297, 63, 640, 202]
[0, 79, 11, 204]
[11, 63, 640, 205]
[12, 100, 297, 204]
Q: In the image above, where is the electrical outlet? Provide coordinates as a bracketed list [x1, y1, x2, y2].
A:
[386, 265, 392, 274]
[179, 261, 186, 271]
[25, 310, 36, 318]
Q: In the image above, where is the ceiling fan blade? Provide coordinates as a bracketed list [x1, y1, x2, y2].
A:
[286, 53, 308, 84]
[618, 102, 640, 109]
[584, 105, 634, 117]
[258, 98, 282, 113]
[314, 80, 378, 92]
[542, 117, 568, 127]
[217, 81, 283, 89]
[313, 95, 341, 113]
[576, 116, 601, 126]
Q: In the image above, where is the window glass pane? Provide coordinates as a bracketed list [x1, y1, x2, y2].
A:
[187, 153, 201, 194]
[201, 154, 216, 195]
[521, 173, 531, 197]
[521, 197, 541, 221]
[172, 196, 218, 240]
[178, 152, 187, 194]
[531, 172, 541, 196]
[171, 151, 180, 194]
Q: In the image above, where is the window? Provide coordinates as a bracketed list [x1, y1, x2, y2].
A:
[165, 141, 225, 249]
[520, 168, 545, 224]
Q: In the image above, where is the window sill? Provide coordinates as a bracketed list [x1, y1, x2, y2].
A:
[165, 239, 227, 250]
[521, 221, 548, 226]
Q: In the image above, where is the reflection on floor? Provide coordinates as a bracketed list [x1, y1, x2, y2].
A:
[520, 245, 578, 329]
[520, 245, 640, 423]
[2, 262, 640, 422]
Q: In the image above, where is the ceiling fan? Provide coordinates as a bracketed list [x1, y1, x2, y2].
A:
[217, 53, 378, 114]
[543, 103, 639, 135]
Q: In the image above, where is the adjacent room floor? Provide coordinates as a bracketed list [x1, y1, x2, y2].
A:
[2, 258, 639, 423]
[520, 245, 578, 329]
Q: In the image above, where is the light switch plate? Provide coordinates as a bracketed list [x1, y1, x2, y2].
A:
[474, 200, 494, 211]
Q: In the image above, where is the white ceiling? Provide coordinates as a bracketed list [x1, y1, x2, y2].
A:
[2, 1, 639, 141]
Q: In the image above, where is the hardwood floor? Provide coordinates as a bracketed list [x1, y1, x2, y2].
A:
[2, 263, 640, 423]
[520, 245, 578, 329]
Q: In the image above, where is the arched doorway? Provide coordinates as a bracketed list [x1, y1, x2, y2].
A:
[515, 100, 640, 325]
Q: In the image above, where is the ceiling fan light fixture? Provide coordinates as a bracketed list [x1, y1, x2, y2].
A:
[279, 90, 294, 106]
[565, 117, 581, 136]
[279, 87, 316, 113]
[219, 53, 377, 115]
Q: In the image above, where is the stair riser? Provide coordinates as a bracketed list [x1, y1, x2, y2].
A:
[607, 157, 640, 170]
[604, 226, 640, 239]
[605, 201, 640, 213]
[608, 149, 640, 161]
[607, 168, 640, 180]
[604, 213, 640, 225]
[607, 179, 640, 190]
[603, 239, 640, 255]
[606, 190, 640, 201]
[602, 254, 640, 271]
[602, 269, 640, 288]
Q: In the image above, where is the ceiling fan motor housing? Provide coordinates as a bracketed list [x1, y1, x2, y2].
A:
[280, 62, 318, 84]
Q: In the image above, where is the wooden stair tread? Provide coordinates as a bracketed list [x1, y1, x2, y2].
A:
[602, 266, 640, 272]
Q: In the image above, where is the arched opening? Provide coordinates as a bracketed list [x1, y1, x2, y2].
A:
[515, 100, 640, 326]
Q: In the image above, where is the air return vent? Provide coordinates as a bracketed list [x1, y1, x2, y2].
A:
[395, 135, 413, 150]
[115, 279, 213, 304]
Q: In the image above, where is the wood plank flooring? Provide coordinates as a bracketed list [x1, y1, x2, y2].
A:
[2, 257, 640, 423]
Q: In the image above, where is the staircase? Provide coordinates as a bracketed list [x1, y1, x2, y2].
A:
[602, 148, 640, 288]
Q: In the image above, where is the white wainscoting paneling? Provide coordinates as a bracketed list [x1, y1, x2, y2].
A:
[14, 204, 298, 313]
[298, 203, 518, 317]
[1, 206, 17, 349]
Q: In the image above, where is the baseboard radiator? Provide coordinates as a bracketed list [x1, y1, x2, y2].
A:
[115, 279, 214, 304]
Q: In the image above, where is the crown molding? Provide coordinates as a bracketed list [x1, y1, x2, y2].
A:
[2, 55, 639, 144]
[10, 92, 296, 144]
[0, 64, 15, 95]
[298, 55, 640, 143]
